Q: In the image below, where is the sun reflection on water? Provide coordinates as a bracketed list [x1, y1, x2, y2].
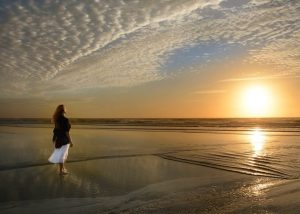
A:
[250, 128, 266, 155]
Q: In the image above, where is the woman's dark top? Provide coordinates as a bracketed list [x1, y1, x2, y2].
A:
[52, 115, 71, 148]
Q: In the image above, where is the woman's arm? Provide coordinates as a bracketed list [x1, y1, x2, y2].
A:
[63, 117, 73, 147]
[66, 132, 73, 147]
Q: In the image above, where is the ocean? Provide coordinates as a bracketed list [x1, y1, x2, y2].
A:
[1, 118, 300, 213]
[1, 117, 300, 131]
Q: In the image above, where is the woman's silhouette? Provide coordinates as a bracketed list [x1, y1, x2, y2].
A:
[48, 104, 73, 175]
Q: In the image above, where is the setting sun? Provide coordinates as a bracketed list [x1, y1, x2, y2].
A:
[241, 85, 273, 117]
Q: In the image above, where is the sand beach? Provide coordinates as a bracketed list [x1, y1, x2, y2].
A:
[1, 119, 300, 213]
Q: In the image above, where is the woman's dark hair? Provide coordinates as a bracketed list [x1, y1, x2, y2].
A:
[52, 104, 65, 123]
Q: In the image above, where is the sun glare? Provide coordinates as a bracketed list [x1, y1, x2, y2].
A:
[249, 128, 266, 156]
[242, 85, 272, 117]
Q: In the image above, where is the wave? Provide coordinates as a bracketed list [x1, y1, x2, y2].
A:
[1, 118, 300, 130]
[157, 151, 300, 180]
[0, 153, 154, 172]
[1, 150, 299, 180]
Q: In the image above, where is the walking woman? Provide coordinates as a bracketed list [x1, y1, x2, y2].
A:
[49, 104, 73, 175]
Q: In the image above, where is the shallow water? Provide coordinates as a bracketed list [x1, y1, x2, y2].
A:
[159, 128, 300, 180]
[0, 125, 300, 205]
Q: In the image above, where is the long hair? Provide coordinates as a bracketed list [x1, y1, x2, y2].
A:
[52, 104, 65, 123]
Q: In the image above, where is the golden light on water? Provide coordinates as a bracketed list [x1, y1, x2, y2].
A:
[250, 128, 266, 155]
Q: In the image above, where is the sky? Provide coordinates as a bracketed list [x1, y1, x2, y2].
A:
[0, 0, 299, 118]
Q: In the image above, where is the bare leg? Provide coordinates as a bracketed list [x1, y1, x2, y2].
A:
[59, 163, 64, 174]
[59, 163, 68, 175]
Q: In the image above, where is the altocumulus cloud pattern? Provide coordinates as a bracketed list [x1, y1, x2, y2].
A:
[0, 0, 299, 95]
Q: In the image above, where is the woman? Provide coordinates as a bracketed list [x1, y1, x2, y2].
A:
[48, 104, 73, 175]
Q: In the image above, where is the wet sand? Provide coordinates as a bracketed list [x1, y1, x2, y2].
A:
[1, 125, 300, 213]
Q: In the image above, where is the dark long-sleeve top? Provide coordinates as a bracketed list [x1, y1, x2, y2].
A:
[52, 115, 71, 145]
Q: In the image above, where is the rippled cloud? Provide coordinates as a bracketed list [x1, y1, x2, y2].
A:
[0, 0, 299, 96]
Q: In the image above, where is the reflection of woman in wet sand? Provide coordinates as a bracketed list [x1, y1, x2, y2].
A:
[48, 104, 73, 175]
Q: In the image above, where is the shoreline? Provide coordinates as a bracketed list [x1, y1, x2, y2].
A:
[1, 174, 298, 214]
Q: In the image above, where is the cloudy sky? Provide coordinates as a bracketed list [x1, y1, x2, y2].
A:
[0, 0, 299, 118]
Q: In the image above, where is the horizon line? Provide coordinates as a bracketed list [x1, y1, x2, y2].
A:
[0, 117, 300, 120]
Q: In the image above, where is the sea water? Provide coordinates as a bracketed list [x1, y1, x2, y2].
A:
[1, 118, 300, 204]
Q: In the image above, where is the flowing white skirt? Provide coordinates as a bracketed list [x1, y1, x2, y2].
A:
[48, 144, 70, 163]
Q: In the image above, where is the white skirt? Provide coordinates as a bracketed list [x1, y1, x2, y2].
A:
[48, 144, 70, 163]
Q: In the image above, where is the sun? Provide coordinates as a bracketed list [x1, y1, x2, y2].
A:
[242, 85, 272, 117]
